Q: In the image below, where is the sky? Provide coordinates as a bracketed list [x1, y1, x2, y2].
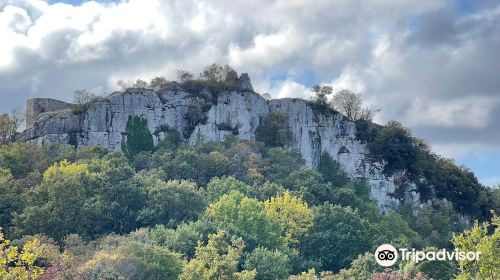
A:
[0, 0, 499, 186]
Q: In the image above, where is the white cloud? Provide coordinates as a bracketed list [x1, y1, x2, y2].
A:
[330, 67, 366, 94]
[432, 142, 495, 160]
[273, 80, 310, 100]
[405, 97, 499, 128]
[229, 28, 301, 70]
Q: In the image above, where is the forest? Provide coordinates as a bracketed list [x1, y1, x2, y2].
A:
[0, 117, 499, 279]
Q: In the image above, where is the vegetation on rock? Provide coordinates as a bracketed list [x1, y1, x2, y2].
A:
[124, 115, 154, 159]
[255, 111, 292, 147]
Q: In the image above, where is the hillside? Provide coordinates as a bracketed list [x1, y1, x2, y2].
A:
[22, 72, 493, 218]
[0, 71, 498, 279]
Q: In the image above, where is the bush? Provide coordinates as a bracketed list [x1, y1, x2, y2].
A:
[318, 152, 349, 187]
[354, 119, 381, 143]
[368, 121, 429, 177]
[256, 111, 292, 147]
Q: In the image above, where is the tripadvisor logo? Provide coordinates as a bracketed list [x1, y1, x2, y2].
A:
[374, 244, 481, 267]
[375, 244, 398, 267]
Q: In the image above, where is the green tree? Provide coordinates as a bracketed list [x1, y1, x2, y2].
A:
[453, 213, 500, 280]
[0, 142, 50, 178]
[16, 154, 143, 242]
[140, 220, 215, 259]
[80, 153, 144, 236]
[372, 269, 430, 280]
[180, 231, 256, 280]
[139, 175, 207, 227]
[120, 242, 183, 280]
[124, 115, 154, 159]
[310, 85, 333, 107]
[377, 211, 423, 249]
[287, 269, 336, 280]
[284, 167, 333, 206]
[244, 247, 291, 280]
[206, 191, 283, 250]
[82, 240, 183, 280]
[197, 151, 231, 185]
[261, 148, 304, 184]
[368, 121, 429, 177]
[0, 108, 23, 146]
[430, 158, 489, 218]
[0, 168, 24, 233]
[248, 182, 286, 201]
[324, 185, 381, 223]
[15, 160, 89, 243]
[401, 247, 456, 280]
[332, 252, 383, 280]
[207, 176, 250, 202]
[302, 205, 375, 272]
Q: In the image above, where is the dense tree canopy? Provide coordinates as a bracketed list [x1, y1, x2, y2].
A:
[302, 205, 375, 272]
[453, 213, 500, 280]
[180, 231, 256, 280]
[0, 126, 497, 279]
[205, 191, 284, 250]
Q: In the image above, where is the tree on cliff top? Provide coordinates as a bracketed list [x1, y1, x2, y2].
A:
[200, 63, 234, 84]
[331, 89, 380, 121]
[310, 85, 333, 107]
[73, 89, 97, 111]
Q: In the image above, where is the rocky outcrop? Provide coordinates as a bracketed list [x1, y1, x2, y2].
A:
[23, 75, 400, 211]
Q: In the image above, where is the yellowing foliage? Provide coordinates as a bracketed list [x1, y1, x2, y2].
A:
[0, 228, 44, 280]
[264, 191, 314, 247]
[43, 160, 88, 182]
[453, 213, 500, 280]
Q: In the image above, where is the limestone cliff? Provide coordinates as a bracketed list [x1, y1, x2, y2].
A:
[23, 75, 404, 211]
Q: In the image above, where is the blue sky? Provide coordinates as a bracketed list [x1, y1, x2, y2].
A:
[47, 0, 85, 4]
[1, 0, 499, 186]
[47, 0, 100, 4]
[457, 151, 500, 187]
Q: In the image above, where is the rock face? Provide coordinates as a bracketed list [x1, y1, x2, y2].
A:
[23, 77, 400, 211]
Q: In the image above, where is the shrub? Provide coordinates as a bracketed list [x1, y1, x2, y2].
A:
[318, 152, 349, 187]
[368, 121, 429, 177]
[256, 111, 292, 147]
[354, 119, 382, 143]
